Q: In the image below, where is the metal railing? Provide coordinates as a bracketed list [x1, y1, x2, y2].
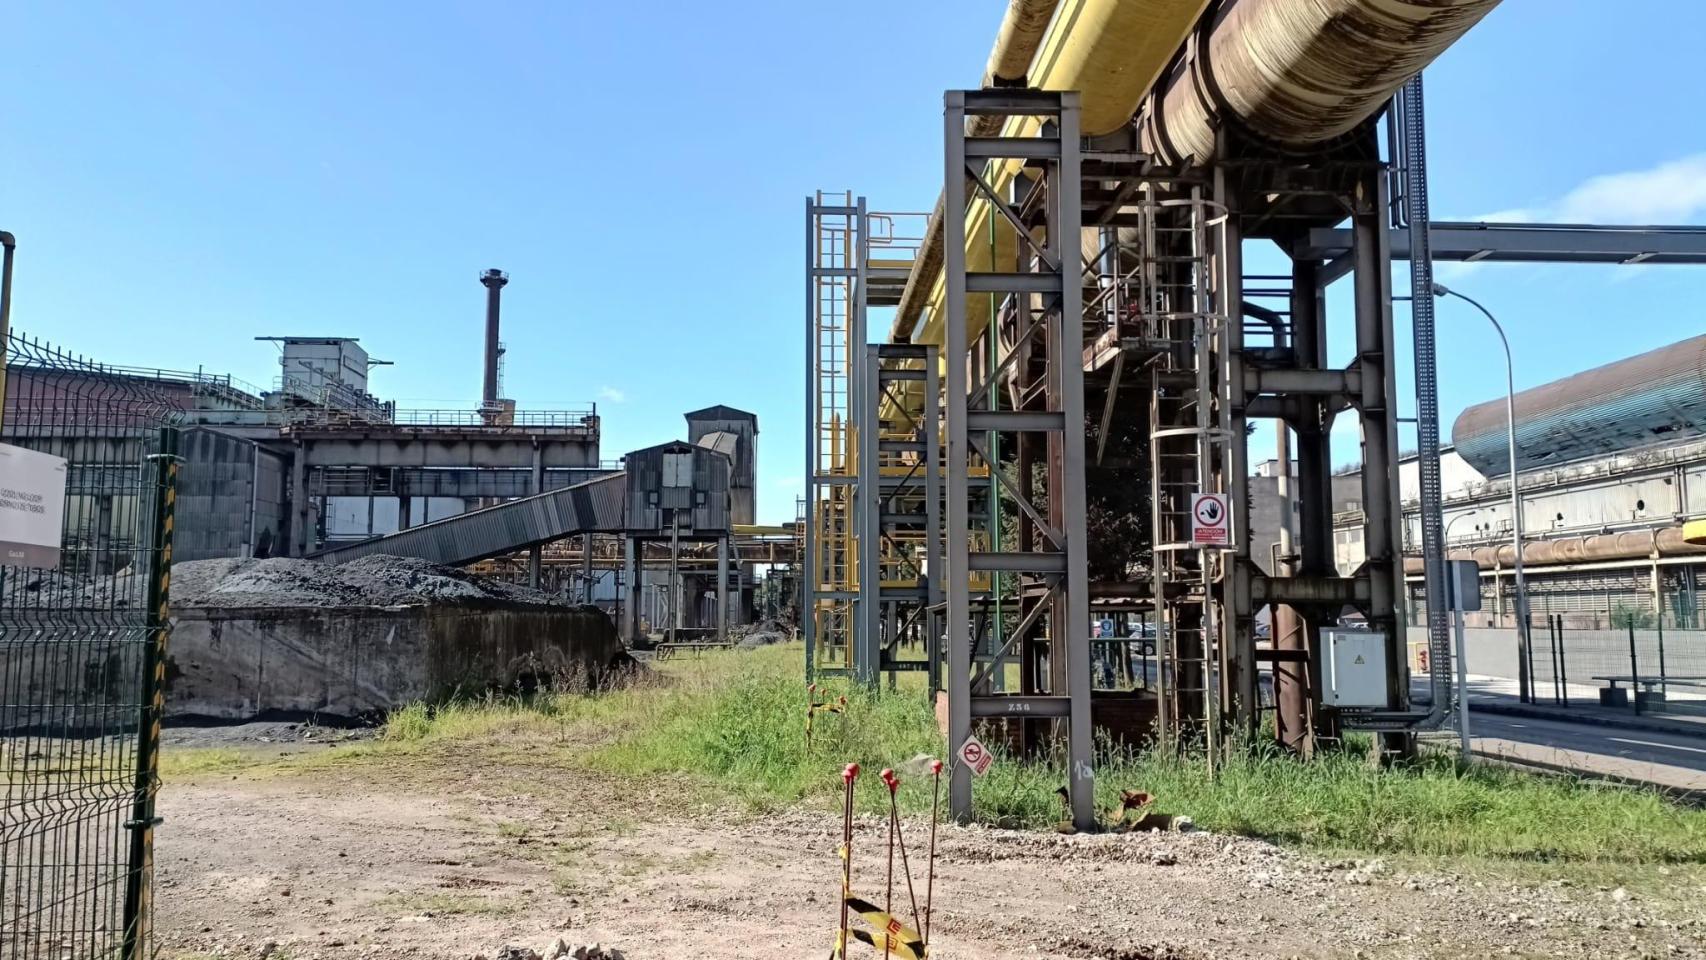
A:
[390, 407, 598, 428]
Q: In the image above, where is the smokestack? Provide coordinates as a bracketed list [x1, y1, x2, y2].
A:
[479, 268, 509, 408]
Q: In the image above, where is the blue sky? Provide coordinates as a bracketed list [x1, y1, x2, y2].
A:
[3, 2, 1704, 523]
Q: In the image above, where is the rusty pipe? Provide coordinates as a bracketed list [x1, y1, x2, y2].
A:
[1403, 525, 1706, 575]
[1142, 0, 1503, 165]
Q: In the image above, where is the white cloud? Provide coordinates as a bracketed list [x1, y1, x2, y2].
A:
[1550, 154, 1706, 224]
[1459, 153, 1706, 227]
[597, 386, 626, 404]
[1440, 154, 1706, 281]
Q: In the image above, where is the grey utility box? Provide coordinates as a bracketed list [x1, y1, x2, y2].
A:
[1323, 629, 1390, 707]
[1446, 559, 1482, 612]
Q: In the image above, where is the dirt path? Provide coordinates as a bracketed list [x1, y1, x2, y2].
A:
[154, 754, 1705, 960]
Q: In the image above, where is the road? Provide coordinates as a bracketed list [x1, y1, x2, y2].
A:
[1466, 709, 1706, 793]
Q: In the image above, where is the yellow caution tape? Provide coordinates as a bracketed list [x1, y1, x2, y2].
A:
[845, 896, 926, 959]
[851, 929, 926, 960]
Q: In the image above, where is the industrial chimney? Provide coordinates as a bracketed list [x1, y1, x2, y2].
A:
[479, 268, 509, 416]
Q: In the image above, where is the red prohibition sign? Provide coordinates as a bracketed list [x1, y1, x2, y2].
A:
[1194, 496, 1224, 527]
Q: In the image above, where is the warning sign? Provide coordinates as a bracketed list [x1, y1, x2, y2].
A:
[1190, 492, 1231, 547]
[956, 735, 995, 776]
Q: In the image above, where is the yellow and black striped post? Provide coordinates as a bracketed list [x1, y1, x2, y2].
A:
[123, 427, 179, 960]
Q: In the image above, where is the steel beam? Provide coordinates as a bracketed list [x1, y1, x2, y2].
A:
[1303, 222, 1706, 266]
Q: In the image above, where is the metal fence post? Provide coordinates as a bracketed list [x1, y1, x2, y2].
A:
[1522, 617, 1536, 704]
[123, 427, 179, 960]
[1657, 614, 1668, 699]
[1548, 615, 1562, 704]
[1628, 622, 1642, 716]
[1555, 614, 1569, 708]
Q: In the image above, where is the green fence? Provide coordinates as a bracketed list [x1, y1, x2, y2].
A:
[1, 331, 180, 960]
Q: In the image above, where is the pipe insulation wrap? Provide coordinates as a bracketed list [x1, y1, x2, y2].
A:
[1147, 0, 1503, 164]
[1403, 526, 1706, 574]
[986, 0, 1062, 84]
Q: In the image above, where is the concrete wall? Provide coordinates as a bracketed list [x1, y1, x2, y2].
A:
[165, 604, 622, 720]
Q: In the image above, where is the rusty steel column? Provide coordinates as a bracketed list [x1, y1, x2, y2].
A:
[1353, 175, 1413, 754]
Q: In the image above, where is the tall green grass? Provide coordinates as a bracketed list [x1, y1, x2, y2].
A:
[357, 643, 1706, 862]
[588, 645, 1706, 861]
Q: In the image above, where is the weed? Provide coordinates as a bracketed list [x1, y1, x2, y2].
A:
[255, 643, 1706, 864]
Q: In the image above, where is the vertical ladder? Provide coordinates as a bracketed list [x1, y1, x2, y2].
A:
[1139, 188, 1234, 748]
[805, 193, 866, 679]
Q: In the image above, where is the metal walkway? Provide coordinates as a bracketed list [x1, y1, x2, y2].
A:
[310, 471, 626, 566]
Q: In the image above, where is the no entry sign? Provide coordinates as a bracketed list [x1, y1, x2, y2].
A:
[956, 734, 995, 776]
[1190, 492, 1231, 547]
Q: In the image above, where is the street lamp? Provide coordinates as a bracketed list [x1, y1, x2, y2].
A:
[1444, 509, 1479, 544]
[1432, 282, 1533, 701]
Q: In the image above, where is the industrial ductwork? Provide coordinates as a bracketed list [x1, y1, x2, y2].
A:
[1142, 0, 1502, 165]
[893, 0, 1504, 343]
[1146, 0, 1494, 165]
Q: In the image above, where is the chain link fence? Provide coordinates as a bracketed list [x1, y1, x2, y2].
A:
[2, 330, 180, 960]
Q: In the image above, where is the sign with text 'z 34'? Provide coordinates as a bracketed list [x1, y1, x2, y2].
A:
[1190, 492, 1231, 547]
[0, 443, 69, 569]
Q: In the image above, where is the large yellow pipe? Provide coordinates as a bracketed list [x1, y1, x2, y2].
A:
[893, 0, 1212, 347]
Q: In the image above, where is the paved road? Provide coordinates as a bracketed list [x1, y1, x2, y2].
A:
[1465, 709, 1706, 792]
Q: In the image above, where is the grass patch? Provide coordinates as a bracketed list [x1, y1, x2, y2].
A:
[160, 747, 263, 778]
[245, 642, 1706, 864]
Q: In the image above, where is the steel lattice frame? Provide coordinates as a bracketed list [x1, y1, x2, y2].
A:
[942, 89, 1095, 830]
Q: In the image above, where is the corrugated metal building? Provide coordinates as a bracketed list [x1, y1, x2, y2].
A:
[623, 440, 731, 534]
[1453, 334, 1706, 477]
[684, 406, 756, 525]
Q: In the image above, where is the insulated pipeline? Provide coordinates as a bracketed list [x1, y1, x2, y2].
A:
[893, 0, 1211, 344]
[1144, 0, 1503, 165]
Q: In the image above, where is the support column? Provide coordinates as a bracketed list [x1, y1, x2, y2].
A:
[1353, 174, 1412, 744]
[717, 536, 730, 643]
[528, 444, 545, 589]
[1216, 170, 1256, 732]
[290, 444, 308, 557]
[624, 536, 641, 645]
[582, 532, 595, 604]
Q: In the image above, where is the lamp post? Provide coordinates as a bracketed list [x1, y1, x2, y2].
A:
[1445, 509, 1479, 544]
[1432, 282, 1533, 702]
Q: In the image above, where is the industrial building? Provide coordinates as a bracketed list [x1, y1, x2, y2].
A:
[1, 269, 780, 650]
[800, 0, 1706, 831]
[1317, 335, 1706, 627]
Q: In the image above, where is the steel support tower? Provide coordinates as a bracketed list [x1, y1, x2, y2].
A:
[943, 89, 1094, 830]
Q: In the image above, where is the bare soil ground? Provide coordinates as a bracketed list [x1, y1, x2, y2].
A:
[154, 741, 1706, 960]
